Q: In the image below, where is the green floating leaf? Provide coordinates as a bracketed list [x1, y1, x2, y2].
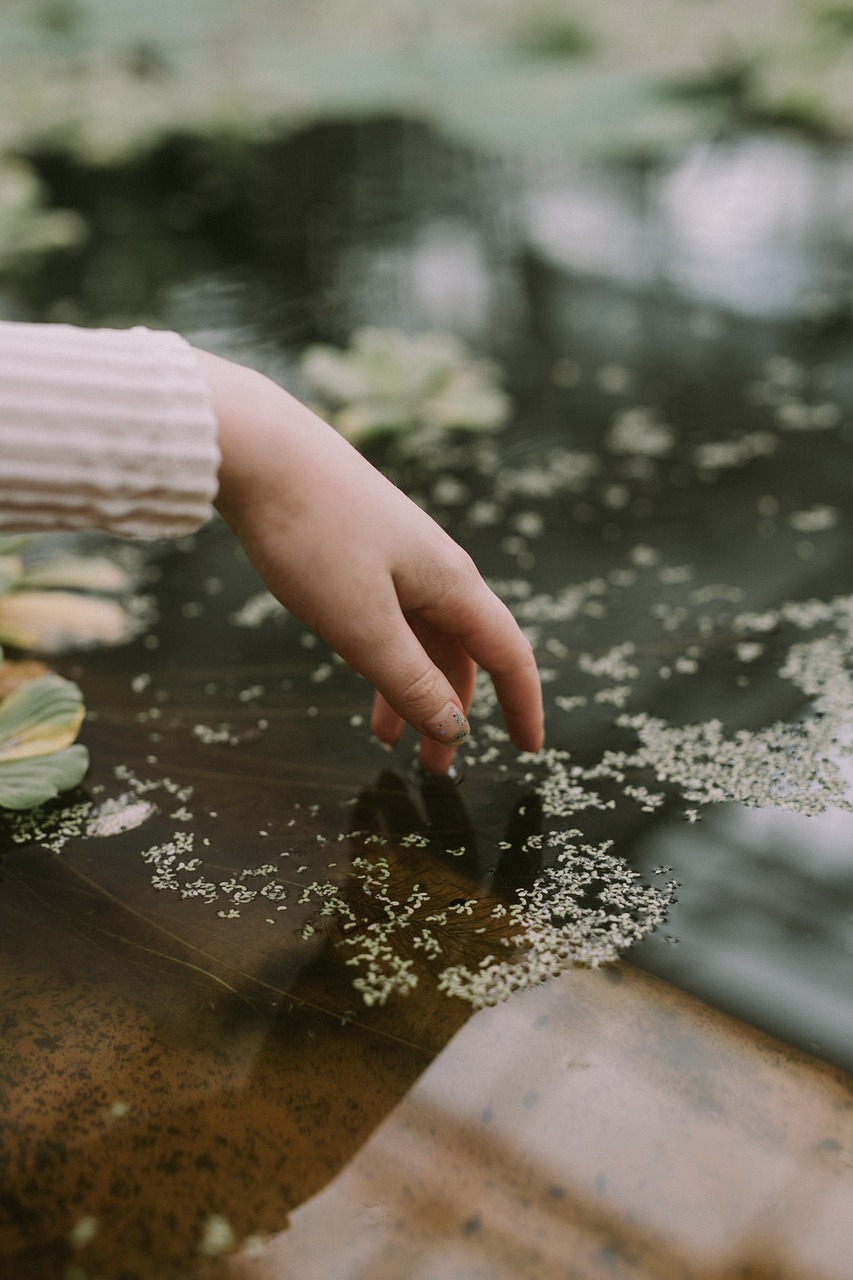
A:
[0, 673, 85, 763]
[0, 743, 89, 810]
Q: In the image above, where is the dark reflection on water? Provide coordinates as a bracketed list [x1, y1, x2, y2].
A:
[3, 115, 853, 1276]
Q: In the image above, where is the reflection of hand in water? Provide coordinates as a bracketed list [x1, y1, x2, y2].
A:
[292, 768, 544, 1003]
[351, 767, 482, 878]
[490, 790, 544, 900]
[349, 767, 543, 894]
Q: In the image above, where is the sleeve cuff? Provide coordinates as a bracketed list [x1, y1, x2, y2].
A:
[0, 321, 221, 539]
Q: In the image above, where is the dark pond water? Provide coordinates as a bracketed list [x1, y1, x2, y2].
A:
[2, 116, 853, 1278]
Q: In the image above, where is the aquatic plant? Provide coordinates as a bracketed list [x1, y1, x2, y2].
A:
[299, 327, 511, 442]
[0, 668, 87, 809]
[0, 538, 138, 652]
[0, 536, 145, 808]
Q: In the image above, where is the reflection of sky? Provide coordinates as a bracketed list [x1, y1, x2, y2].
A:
[338, 218, 497, 336]
[524, 135, 853, 319]
[323, 132, 853, 334]
[632, 758, 853, 1066]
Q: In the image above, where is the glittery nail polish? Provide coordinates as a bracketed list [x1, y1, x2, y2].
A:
[426, 703, 469, 745]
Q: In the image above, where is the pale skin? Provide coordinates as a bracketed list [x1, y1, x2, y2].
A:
[196, 349, 545, 774]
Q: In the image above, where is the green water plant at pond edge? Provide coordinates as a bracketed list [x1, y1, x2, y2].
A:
[0, 539, 138, 652]
[0, 536, 144, 808]
[0, 669, 88, 809]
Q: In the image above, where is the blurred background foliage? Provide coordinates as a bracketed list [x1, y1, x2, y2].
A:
[2, 0, 853, 266]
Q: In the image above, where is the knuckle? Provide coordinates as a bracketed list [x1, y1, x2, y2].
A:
[445, 544, 478, 588]
[421, 546, 478, 608]
[397, 666, 444, 717]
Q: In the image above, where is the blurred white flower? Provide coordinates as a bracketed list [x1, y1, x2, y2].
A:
[299, 327, 511, 442]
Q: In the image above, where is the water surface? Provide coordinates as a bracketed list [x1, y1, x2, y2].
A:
[2, 116, 853, 1278]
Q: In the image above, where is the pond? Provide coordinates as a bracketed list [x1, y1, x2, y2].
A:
[1, 116, 853, 1279]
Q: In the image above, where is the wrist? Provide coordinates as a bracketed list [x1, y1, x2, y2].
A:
[194, 348, 286, 529]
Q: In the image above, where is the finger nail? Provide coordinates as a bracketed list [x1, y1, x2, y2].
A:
[425, 703, 469, 745]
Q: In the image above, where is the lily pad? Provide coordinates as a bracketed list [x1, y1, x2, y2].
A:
[0, 673, 85, 763]
[0, 659, 51, 699]
[0, 744, 89, 809]
[0, 673, 88, 809]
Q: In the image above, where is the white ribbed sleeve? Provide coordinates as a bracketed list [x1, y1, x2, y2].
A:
[0, 321, 220, 539]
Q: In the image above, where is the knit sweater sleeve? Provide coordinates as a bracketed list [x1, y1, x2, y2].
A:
[0, 321, 220, 539]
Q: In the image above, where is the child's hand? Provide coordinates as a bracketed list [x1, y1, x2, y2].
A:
[198, 350, 544, 774]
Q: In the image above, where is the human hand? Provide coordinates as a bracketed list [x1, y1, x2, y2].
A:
[197, 350, 544, 773]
